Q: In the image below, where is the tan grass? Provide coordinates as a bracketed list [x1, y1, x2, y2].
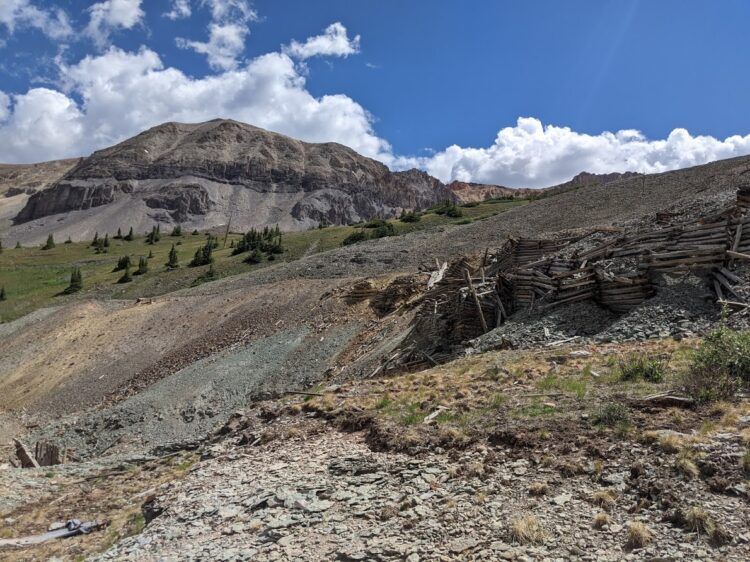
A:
[510, 515, 547, 545]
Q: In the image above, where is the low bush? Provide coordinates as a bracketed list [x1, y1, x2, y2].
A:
[342, 230, 368, 246]
[618, 354, 665, 383]
[681, 328, 750, 402]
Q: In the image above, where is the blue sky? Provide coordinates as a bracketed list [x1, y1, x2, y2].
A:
[1, 0, 750, 187]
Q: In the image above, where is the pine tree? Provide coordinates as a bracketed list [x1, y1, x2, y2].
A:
[42, 233, 55, 250]
[63, 267, 83, 294]
[171, 224, 182, 237]
[146, 225, 162, 245]
[117, 264, 132, 284]
[124, 226, 134, 241]
[91, 232, 99, 247]
[103, 233, 110, 247]
[15, 241, 21, 249]
[0, 238, 3, 254]
[135, 255, 149, 275]
[189, 236, 215, 267]
[244, 247, 263, 264]
[0, 286, 6, 301]
[192, 229, 199, 235]
[113, 255, 131, 272]
[114, 227, 123, 239]
[166, 244, 179, 269]
[148, 249, 154, 259]
[65, 236, 72, 244]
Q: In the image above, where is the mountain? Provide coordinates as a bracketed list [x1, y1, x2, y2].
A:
[7, 120, 453, 243]
[542, 170, 642, 196]
[447, 181, 536, 202]
[0, 158, 81, 232]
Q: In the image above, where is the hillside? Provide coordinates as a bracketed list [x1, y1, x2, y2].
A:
[2, 153, 750, 561]
[6, 120, 457, 245]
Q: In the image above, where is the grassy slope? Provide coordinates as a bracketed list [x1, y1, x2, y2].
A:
[0, 199, 525, 322]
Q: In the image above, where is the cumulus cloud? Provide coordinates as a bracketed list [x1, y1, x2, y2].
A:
[402, 117, 750, 188]
[284, 22, 360, 60]
[164, 0, 192, 20]
[86, 0, 145, 48]
[177, 22, 249, 71]
[0, 45, 390, 163]
[0, 0, 72, 40]
[177, 0, 257, 69]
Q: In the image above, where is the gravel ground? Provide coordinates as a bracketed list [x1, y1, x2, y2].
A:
[93, 419, 750, 562]
[31, 322, 362, 459]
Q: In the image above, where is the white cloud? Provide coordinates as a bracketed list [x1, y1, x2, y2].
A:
[164, 0, 191, 20]
[0, 45, 390, 164]
[0, 91, 10, 121]
[285, 22, 360, 60]
[176, 0, 257, 70]
[402, 117, 750, 188]
[86, 0, 145, 48]
[203, 0, 256, 22]
[0, 0, 72, 40]
[177, 22, 248, 71]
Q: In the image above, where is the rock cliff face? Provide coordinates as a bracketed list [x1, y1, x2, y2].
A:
[13, 120, 454, 233]
[447, 181, 535, 203]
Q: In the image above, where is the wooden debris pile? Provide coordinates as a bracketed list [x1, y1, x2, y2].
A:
[383, 188, 750, 370]
[12, 438, 68, 468]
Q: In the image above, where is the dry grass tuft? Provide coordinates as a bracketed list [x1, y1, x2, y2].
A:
[510, 515, 547, 545]
[675, 457, 699, 480]
[528, 481, 548, 497]
[591, 489, 618, 510]
[592, 512, 611, 530]
[625, 521, 653, 550]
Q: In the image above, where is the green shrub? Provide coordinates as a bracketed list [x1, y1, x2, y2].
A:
[454, 218, 473, 225]
[342, 230, 368, 246]
[618, 354, 665, 383]
[593, 402, 630, 427]
[399, 210, 421, 223]
[364, 218, 388, 229]
[371, 222, 395, 239]
[682, 328, 750, 402]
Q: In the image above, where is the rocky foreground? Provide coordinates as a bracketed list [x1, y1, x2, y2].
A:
[2, 339, 749, 561]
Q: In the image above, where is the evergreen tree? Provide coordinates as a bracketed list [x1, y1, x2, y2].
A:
[0, 286, 6, 301]
[148, 249, 154, 259]
[171, 224, 182, 237]
[192, 229, 199, 235]
[117, 264, 132, 284]
[91, 232, 99, 247]
[0, 238, 3, 254]
[166, 244, 179, 269]
[63, 267, 83, 294]
[244, 247, 263, 264]
[42, 233, 55, 250]
[205, 263, 216, 279]
[189, 236, 215, 267]
[15, 241, 21, 249]
[135, 255, 149, 275]
[103, 233, 110, 247]
[113, 255, 131, 272]
[65, 236, 73, 244]
[124, 226, 134, 241]
[146, 225, 162, 245]
[114, 227, 123, 239]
